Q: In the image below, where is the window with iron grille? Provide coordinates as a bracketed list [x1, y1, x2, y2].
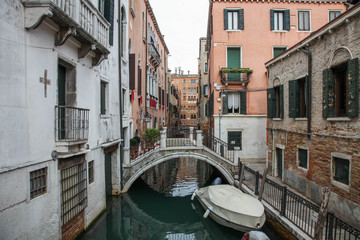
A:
[88, 161, 94, 184]
[61, 163, 87, 225]
[228, 131, 242, 150]
[30, 167, 47, 199]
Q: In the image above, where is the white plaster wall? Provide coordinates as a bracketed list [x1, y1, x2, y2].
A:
[214, 115, 267, 161]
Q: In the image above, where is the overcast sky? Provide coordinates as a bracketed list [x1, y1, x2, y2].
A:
[149, 0, 209, 74]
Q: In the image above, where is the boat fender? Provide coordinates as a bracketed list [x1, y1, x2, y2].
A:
[191, 190, 198, 201]
[203, 208, 211, 218]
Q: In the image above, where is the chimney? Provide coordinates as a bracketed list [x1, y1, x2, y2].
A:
[181, 70, 184, 75]
[175, 67, 177, 74]
[188, 71, 190, 75]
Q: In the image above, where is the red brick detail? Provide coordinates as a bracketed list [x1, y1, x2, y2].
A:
[62, 211, 84, 240]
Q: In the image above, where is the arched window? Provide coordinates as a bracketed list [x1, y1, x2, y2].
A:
[121, 6, 127, 57]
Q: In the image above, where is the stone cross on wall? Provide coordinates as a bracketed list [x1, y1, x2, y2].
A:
[39, 69, 51, 97]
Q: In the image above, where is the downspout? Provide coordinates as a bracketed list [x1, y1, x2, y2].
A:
[301, 48, 312, 139]
[118, 1, 124, 190]
[144, 3, 148, 130]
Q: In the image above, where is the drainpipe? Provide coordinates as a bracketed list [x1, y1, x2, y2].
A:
[301, 48, 312, 139]
[118, 1, 124, 190]
[144, 3, 148, 130]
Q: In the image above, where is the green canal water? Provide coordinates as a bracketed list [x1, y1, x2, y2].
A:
[78, 158, 284, 240]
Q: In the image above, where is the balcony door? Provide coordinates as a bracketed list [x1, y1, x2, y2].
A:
[58, 65, 66, 140]
[227, 47, 241, 81]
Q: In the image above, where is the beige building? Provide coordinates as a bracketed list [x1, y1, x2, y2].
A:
[198, 37, 210, 132]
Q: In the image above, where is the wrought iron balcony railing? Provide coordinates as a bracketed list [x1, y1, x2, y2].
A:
[148, 43, 161, 68]
[55, 106, 89, 142]
[220, 68, 253, 87]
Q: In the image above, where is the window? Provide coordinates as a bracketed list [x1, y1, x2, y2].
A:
[329, 10, 341, 22]
[88, 161, 94, 184]
[204, 85, 209, 96]
[222, 92, 246, 114]
[323, 58, 359, 118]
[30, 167, 47, 199]
[204, 63, 208, 73]
[267, 85, 284, 118]
[270, 9, 290, 31]
[224, 9, 244, 30]
[99, 0, 114, 45]
[298, 148, 308, 169]
[227, 47, 242, 81]
[100, 81, 108, 115]
[142, 12, 146, 40]
[333, 157, 350, 185]
[273, 47, 287, 58]
[121, 7, 126, 57]
[191, 80, 196, 85]
[298, 10, 310, 31]
[183, 80, 186, 84]
[228, 131, 242, 150]
[289, 77, 308, 118]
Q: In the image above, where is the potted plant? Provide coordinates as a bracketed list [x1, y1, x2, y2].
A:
[130, 137, 139, 158]
[144, 128, 160, 150]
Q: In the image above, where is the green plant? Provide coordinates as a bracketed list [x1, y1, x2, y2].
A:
[220, 68, 253, 74]
[133, 136, 140, 143]
[130, 138, 138, 147]
[144, 128, 160, 144]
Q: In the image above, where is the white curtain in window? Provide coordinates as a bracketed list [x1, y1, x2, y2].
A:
[228, 12, 233, 30]
[234, 94, 240, 110]
[228, 94, 234, 110]
[233, 12, 238, 29]
[299, 12, 304, 30]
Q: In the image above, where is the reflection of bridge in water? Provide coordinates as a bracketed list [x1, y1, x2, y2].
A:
[123, 127, 241, 192]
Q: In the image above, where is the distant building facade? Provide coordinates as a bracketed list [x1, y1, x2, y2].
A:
[198, 37, 210, 132]
[265, 4, 360, 228]
[172, 69, 200, 128]
[206, 0, 347, 162]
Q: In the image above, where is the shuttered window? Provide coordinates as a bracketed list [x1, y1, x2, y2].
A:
[289, 77, 308, 118]
[138, 66, 142, 97]
[224, 9, 244, 30]
[102, 0, 114, 46]
[222, 92, 246, 115]
[129, 54, 136, 90]
[228, 131, 242, 150]
[101, 81, 107, 115]
[267, 85, 284, 118]
[323, 58, 359, 118]
[270, 9, 290, 31]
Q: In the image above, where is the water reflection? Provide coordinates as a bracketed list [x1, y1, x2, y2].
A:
[78, 158, 282, 240]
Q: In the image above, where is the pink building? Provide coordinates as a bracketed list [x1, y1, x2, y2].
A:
[129, 0, 169, 138]
[206, 0, 347, 162]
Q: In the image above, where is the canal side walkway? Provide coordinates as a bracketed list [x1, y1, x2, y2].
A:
[237, 161, 312, 240]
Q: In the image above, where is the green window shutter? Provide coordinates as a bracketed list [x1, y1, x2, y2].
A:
[240, 92, 246, 114]
[239, 9, 244, 30]
[129, 54, 136, 90]
[280, 85, 284, 118]
[104, 0, 114, 46]
[267, 88, 275, 118]
[322, 68, 335, 118]
[289, 80, 299, 118]
[101, 82, 106, 114]
[347, 58, 359, 118]
[222, 92, 228, 115]
[284, 10, 290, 31]
[270, 9, 275, 31]
[224, 9, 228, 30]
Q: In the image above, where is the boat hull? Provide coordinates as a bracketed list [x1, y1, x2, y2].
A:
[193, 185, 266, 232]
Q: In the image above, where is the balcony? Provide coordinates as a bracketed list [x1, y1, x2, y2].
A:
[148, 43, 161, 68]
[22, 0, 110, 66]
[55, 106, 89, 143]
[220, 68, 253, 87]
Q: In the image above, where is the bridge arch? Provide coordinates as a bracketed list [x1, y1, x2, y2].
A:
[122, 151, 235, 192]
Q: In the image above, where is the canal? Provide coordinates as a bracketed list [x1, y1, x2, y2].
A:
[78, 158, 284, 240]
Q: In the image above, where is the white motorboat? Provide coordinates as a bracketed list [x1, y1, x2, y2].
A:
[191, 184, 266, 232]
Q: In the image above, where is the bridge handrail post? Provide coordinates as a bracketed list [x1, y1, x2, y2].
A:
[160, 127, 167, 149]
[233, 147, 240, 166]
[196, 130, 202, 147]
[189, 127, 194, 141]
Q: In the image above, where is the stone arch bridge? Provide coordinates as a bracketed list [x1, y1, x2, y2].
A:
[122, 128, 241, 192]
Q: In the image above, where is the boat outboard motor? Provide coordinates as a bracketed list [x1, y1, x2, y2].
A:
[212, 177, 222, 185]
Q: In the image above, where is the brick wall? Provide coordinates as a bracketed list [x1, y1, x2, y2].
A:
[62, 211, 84, 240]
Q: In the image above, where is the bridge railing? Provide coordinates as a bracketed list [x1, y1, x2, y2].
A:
[166, 128, 196, 147]
[202, 132, 234, 162]
[130, 131, 161, 161]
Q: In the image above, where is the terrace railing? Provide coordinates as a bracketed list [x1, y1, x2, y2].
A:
[240, 163, 360, 239]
